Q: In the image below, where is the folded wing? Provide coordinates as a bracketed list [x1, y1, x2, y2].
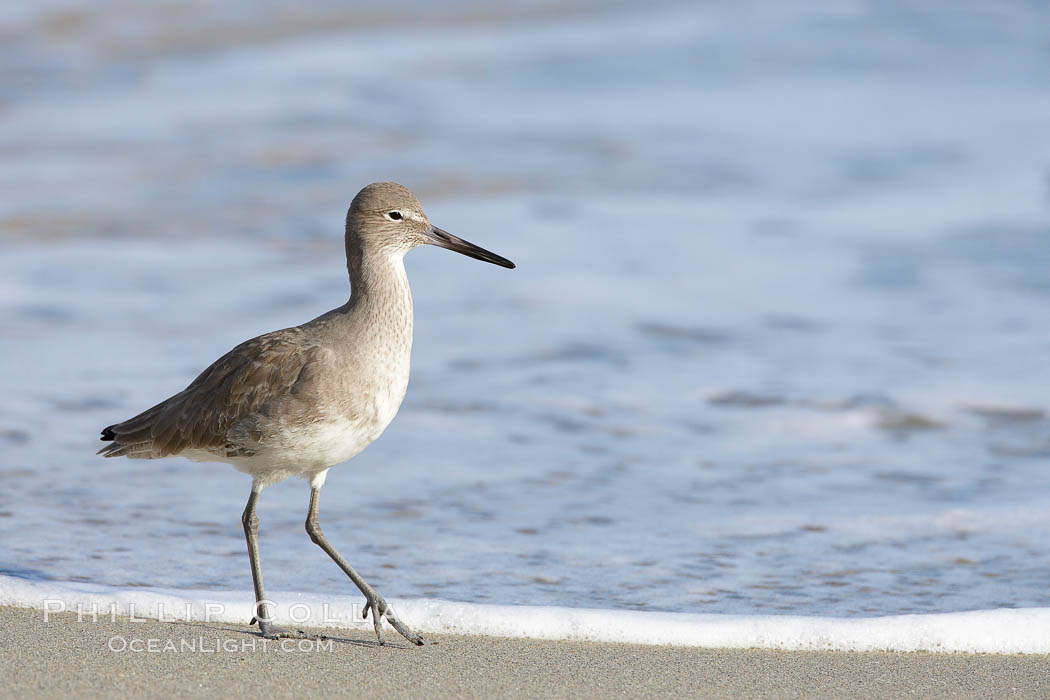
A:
[99, 328, 327, 459]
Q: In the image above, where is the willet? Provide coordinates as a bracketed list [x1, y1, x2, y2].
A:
[98, 182, 514, 646]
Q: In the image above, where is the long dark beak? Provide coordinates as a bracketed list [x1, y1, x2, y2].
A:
[426, 226, 515, 269]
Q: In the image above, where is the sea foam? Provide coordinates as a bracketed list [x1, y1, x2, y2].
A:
[3, 575, 1047, 654]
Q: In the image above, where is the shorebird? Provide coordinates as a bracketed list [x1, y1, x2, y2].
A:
[98, 182, 514, 646]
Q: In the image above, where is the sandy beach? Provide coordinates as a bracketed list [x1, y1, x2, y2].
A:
[1, 606, 1047, 699]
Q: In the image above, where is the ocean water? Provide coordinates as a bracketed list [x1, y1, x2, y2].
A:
[2, 0, 1050, 645]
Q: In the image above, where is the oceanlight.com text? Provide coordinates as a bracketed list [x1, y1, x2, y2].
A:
[107, 636, 334, 653]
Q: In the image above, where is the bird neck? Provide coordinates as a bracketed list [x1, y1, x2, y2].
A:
[345, 238, 414, 330]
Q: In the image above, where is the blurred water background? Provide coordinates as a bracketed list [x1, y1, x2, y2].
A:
[1, 0, 1049, 617]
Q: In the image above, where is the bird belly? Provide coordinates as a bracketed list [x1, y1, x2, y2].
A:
[251, 415, 375, 471]
[187, 360, 410, 485]
[226, 385, 406, 483]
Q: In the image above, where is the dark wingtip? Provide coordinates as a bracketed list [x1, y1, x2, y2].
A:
[100, 425, 116, 441]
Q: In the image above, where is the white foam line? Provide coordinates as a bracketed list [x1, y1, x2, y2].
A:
[2, 575, 1047, 654]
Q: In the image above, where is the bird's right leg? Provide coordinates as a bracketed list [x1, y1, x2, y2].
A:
[305, 486, 424, 646]
[241, 487, 319, 640]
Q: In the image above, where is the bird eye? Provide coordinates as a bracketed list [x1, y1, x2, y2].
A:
[387, 211, 403, 221]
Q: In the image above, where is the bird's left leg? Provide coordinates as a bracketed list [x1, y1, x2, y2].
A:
[242, 486, 320, 641]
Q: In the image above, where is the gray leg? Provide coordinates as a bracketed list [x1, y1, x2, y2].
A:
[305, 487, 424, 646]
[242, 488, 316, 640]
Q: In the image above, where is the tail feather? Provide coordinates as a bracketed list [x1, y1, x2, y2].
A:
[97, 441, 156, 458]
[97, 398, 177, 459]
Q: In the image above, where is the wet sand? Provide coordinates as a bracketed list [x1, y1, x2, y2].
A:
[1, 606, 1047, 699]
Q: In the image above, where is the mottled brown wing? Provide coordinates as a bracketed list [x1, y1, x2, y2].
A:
[99, 328, 327, 458]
